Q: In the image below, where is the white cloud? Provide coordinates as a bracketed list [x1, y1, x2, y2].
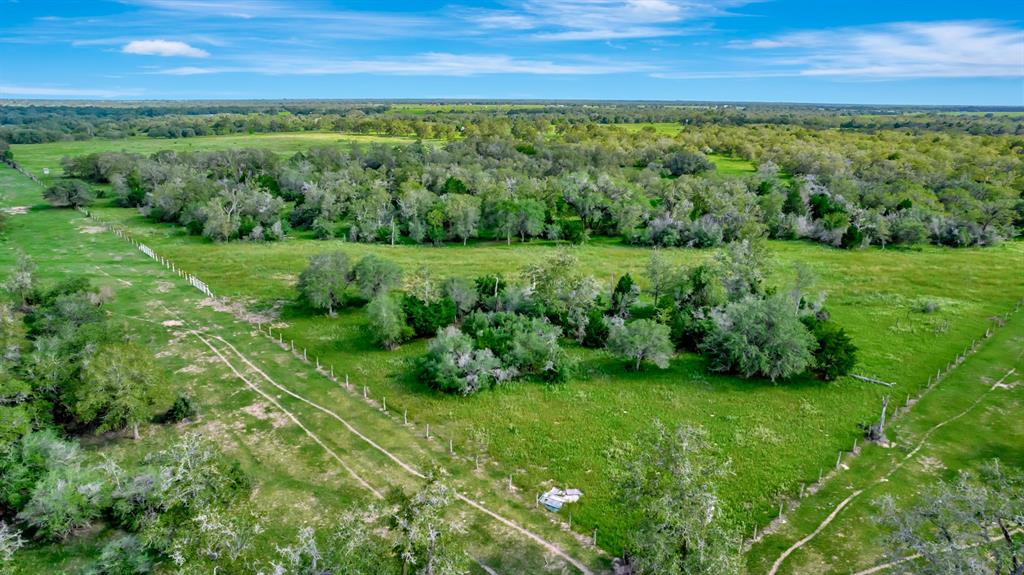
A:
[462, 0, 751, 41]
[116, 0, 276, 19]
[730, 20, 1024, 78]
[0, 85, 143, 98]
[154, 53, 644, 76]
[122, 39, 210, 57]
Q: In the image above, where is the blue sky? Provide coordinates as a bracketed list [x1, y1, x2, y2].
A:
[1, 0, 1022, 104]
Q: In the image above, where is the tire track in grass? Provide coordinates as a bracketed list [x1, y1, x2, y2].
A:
[192, 331, 384, 499]
[766, 366, 1017, 575]
[209, 334, 596, 575]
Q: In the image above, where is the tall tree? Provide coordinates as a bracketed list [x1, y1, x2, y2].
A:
[298, 252, 352, 315]
[3, 251, 35, 309]
[354, 255, 403, 300]
[74, 343, 168, 439]
[609, 422, 740, 575]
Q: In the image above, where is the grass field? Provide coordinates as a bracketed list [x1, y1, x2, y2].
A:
[746, 308, 1024, 574]
[10, 132, 421, 186]
[1, 165, 606, 574]
[5, 133, 1023, 570]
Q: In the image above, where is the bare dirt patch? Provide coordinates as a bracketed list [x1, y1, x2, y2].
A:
[176, 364, 206, 375]
[241, 401, 291, 429]
[162, 319, 184, 327]
[155, 281, 175, 293]
[1, 206, 29, 215]
[198, 297, 284, 325]
[79, 225, 107, 234]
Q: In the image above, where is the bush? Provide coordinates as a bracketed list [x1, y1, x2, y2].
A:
[668, 307, 715, 351]
[159, 394, 196, 423]
[463, 312, 570, 382]
[0, 430, 81, 513]
[664, 151, 713, 176]
[418, 327, 501, 395]
[802, 317, 858, 380]
[581, 307, 610, 348]
[607, 319, 674, 371]
[702, 295, 816, 381]
[88, 535, 152, 575]
[402, 295, 456, 338]
[17, 465, 103, 540]
[367, 294, 412, 350]
[43, 180, 95, 208]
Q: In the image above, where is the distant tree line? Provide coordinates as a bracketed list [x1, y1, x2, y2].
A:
[2, 102, 1023, 145]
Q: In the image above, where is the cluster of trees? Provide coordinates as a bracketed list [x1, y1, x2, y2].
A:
[1, 253, 174, 443]
[46, 113, 1022, 249]
[298, 243, 856, 394]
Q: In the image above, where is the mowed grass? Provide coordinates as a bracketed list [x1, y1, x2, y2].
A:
[73, 191, 1024, 553]
[746, 310, 1024, 574]
[1, 165, 606, 574]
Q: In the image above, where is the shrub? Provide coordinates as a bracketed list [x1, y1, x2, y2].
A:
[402, 295, 456, 338]
[702, 295, 816, 381]
[159, 394, 196, 423]
[88, 535, 152, 575]
[611, 274, 639, 317]
[17, 465, 103, 540]
[668, 307, 715, 351]
[840, 224, 864, 249]
[462, 312, 570, 382]
[607, 319, 674, 371]
[664, 151, 713, 176]
[43, 180, 95, 208]
[802, 317, 858, 380]
[0, 430, 81, 513]
[581, 307, 610, 348]
[418, 327, 501, 395]
[367, 294, 412, 350]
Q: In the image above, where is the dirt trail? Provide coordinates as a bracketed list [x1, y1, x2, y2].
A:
[765, 366, 1017, 575]
[209, 334, 595, 575]
[192, 331, 383, 498]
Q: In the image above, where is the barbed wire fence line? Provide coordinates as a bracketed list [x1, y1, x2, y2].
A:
[749, 297, 1024, 554]
[73, 205, 593, 554]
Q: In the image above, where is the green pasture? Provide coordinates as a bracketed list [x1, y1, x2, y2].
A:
[60, 188, 1024, 554]
[10, 132, 421, 185]
[5, 130, 1022, 567]
[1, 165, 606, 574]
[746, 310, 1024, 574]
